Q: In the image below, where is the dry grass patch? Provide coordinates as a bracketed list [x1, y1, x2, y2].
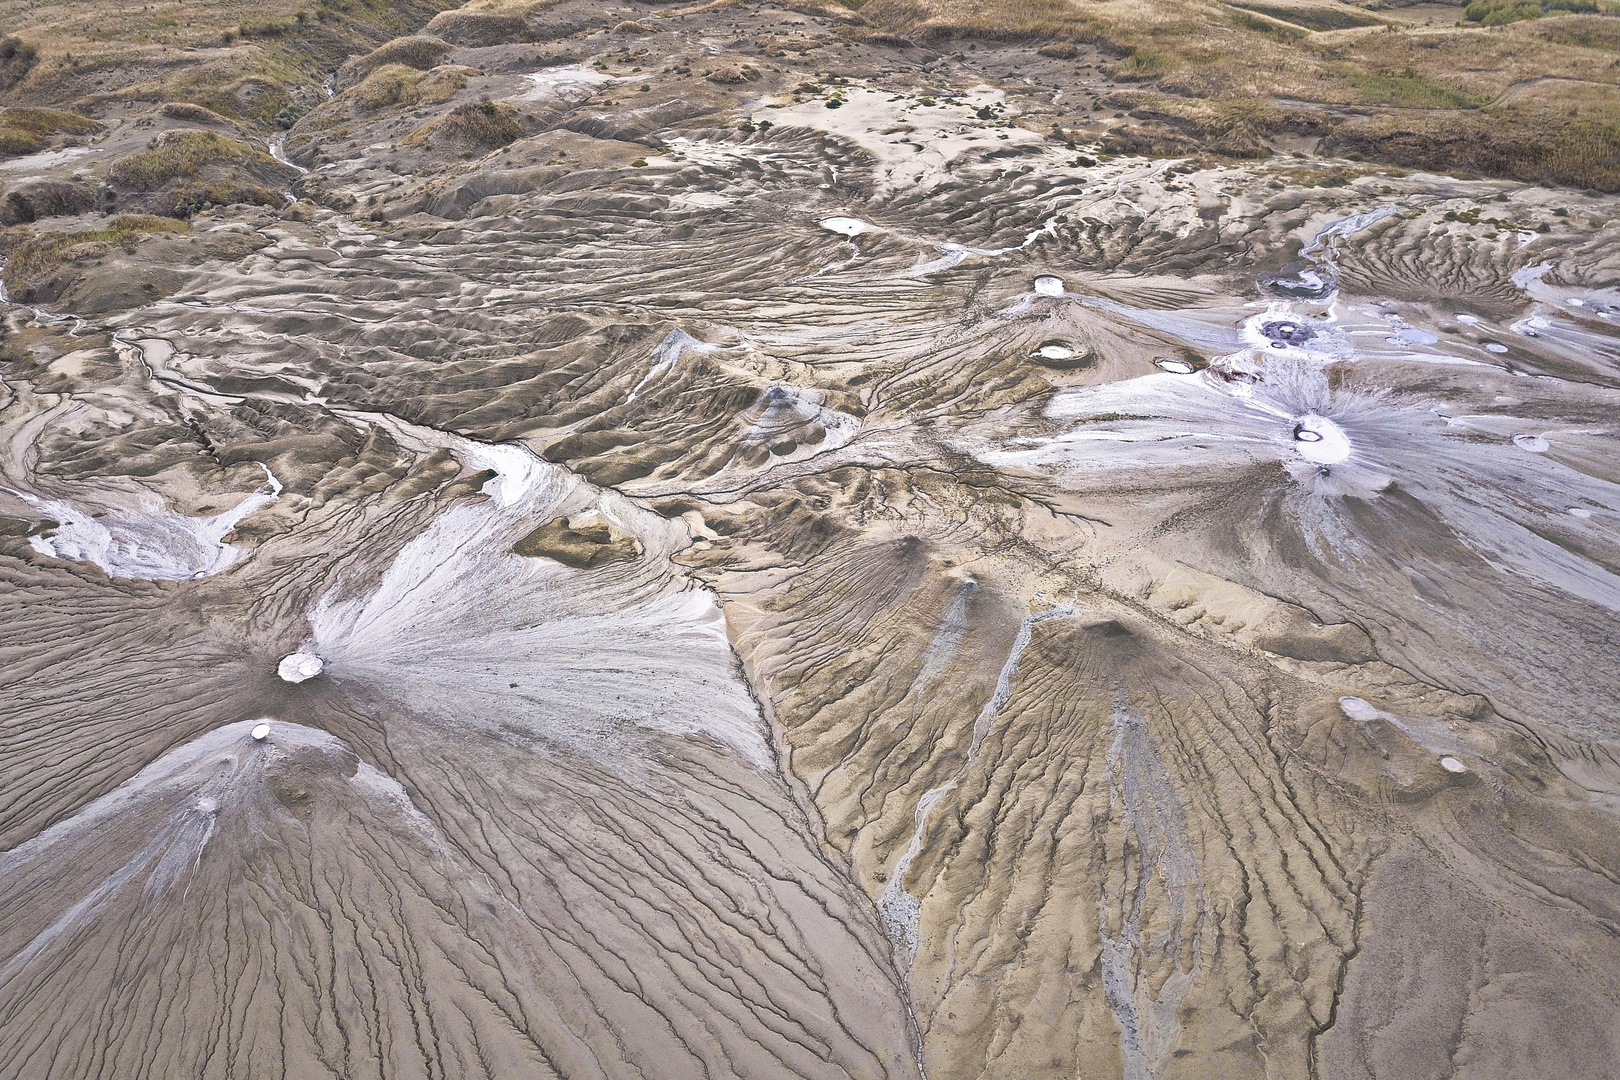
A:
[421, 8, 533, 46]
[405, 99, 524, 149]
[1534, 11, 1620, 46]
[1346, 69, 1491, 109]
[860, 0, 1127, 43]
[865, 0, 1620, 186]
[1230, 2, 1385, 31]
[0, 0, 459, 127]
[1, 214, 189, 290]
[1322, 96, 1620, 190]
[157, 101, 240, 127]
[0, 106, 99, 156]
[0, 34, 38, 90]
[108, 129, 282, 190]
[337, 34, 451, 88]
[350, 63, 470, 112]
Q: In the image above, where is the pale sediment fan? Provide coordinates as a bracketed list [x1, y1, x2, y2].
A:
[0, 413, 919, 1079]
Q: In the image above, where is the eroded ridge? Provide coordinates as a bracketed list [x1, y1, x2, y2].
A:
[1098, 694, 1208, 1080]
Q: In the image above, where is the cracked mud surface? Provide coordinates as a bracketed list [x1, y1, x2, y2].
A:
[2, 2, 1619, 1078]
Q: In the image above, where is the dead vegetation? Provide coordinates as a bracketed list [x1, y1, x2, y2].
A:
[335, 34, 451, 89]
[0, 214, 189, 295]
[406, 99, 524, 149]
[108, 130, 282, 190]
[0, 107, 99, 156]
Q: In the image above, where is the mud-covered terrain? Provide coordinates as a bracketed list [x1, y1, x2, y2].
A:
[2, 2, 1619, 1079]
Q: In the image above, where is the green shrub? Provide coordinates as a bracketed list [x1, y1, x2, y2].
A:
[1464, 0, 1600, 26]
[1348, 70, 1489, 109]
[1111, 48, 1169, 80]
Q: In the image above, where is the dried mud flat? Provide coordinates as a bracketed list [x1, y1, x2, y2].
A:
[2, 2, 1620, 1079]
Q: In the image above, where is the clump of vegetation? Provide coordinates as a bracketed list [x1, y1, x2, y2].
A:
[420, 9, 533, 47]
[1263, 163, 1378, 188]
[1229, 9, 1308, 41]
[0, 0, 458, 127]
[349, 63, 468, 112]
[338, 34, 451, 88]
[512, 516, 639, 569]
[706, 64, 762, 83]
[1321, 102, 1620, 191]
[1, 215, 189, 293]
[158, 102, 237, 127]
[1348, 69, 1490, 109]
[162, 74, 297, 127]
[0, 108, 101, 157]
[860, 0, 1106, 42]
[1231, 3, 1383, 31]
[353, 63, 429, 110]
[0, 180, 97, 225]
[170, 182, 284, 218]
[108, 130, 284, 191]
[1109, 49, 1170, 81]
[1464, 0, 1600, 26]
[407, 100, 524, 150]
[1534, 13, 1620, 47]
[234, 14, 306, 40]
[1098, 123, 1201, 158]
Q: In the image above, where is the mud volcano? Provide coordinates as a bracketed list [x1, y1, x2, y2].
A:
[1261, 318, 1316, 348]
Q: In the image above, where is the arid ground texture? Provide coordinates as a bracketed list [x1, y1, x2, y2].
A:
[1, 1, 1618, 1078]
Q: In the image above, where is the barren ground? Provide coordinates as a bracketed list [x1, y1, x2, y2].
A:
[2, 2, 1619, 1079]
